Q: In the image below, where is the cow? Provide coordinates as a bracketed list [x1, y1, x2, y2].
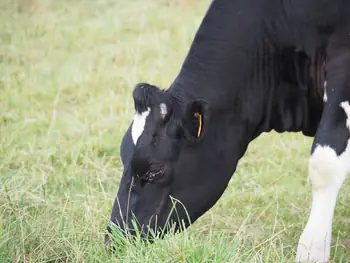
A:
[106, 0, 350, 261]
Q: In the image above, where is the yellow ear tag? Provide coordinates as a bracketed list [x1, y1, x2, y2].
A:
[194, 112, 202, 137]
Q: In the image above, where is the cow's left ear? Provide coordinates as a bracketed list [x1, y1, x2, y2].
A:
[183, 99, 209, 141]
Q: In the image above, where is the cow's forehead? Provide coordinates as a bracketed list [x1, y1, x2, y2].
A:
[131, 103, 169, 145]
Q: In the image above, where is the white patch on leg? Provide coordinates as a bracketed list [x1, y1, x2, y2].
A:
[160, 103, 167, 118]
[131, 107, 151, 145]
[296, 101, 350, 262]
[296, 146, 346, 262]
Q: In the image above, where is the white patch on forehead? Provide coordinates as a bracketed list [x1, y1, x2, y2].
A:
[160, 103, 167, 118]
[131, 107, 151, 145]
[323, 81, 327, 102]
[340, 101, 350, 130]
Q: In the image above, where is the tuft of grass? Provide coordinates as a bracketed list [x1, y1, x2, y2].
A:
[0, 0, 349, 262]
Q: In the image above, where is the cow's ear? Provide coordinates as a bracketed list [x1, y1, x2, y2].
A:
[183, 99, 209, 141]
[133, 83, 161, 113]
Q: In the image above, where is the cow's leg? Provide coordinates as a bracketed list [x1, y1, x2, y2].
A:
[296, 48, 350, 262]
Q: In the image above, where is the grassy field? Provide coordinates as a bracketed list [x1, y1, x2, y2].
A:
[1, 0, 349, 262]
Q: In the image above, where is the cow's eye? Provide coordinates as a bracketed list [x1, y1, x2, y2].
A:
[138, 170, 164, 184]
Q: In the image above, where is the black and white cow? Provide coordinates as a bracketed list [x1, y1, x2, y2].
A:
[106, 0, 350, 261]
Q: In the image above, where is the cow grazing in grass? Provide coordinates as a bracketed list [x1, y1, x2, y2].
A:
[106, 0, 350, 261]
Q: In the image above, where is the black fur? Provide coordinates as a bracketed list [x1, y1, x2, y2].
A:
[106, 1, 350, 258]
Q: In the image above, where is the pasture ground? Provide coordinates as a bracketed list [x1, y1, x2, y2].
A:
[1, 0, 349, 262]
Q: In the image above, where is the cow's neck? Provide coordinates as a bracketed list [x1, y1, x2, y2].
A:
[165, 2, 258, 184]
[168, 0, 249, 107]
[168, 0, 326, 140]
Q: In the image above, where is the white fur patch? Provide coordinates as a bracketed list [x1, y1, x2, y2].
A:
[296, 102, 350, 262]
[160, 103, 167, 118]
[309, 145, 346, 189]
[131, 107, 151, 145]
[340, 101, 350, 130]
[323, 81, 327, 102]
[296, 145, 349, 262]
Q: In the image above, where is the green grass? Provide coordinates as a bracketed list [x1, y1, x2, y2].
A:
[0, 0, 349, 262]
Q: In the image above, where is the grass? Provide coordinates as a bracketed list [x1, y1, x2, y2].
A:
[0, 0, 349, 262]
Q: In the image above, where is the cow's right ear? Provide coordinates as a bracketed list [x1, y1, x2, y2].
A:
[182, 99, 209, 142]
[133, 83, 161, 113]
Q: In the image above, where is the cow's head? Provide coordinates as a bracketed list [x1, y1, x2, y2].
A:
[106, 83, 236, 244]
